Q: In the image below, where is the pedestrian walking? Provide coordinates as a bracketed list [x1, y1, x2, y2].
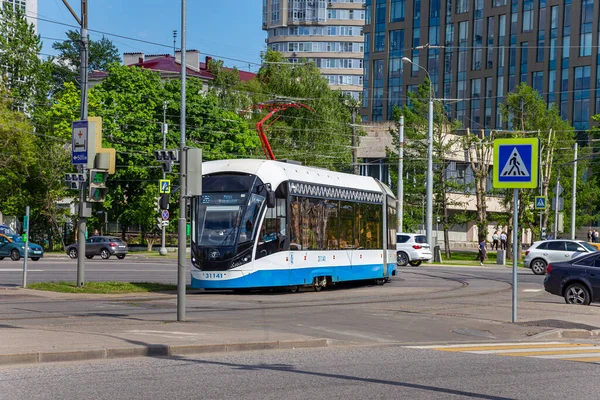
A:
[588, 229, 593, 242]
[500, 231, 507, 250]
[478, 238, 487, 265]
[492, 230, 499, 250]
[594, 230, 599, 243]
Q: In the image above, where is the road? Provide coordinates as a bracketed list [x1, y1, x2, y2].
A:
[0, 257, 544, 287]
[2, 265, 598, 348]
[0, 256, 184, 286]
[2, 345, 598, 400]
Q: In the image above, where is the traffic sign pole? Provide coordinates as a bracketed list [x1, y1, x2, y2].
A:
[493, 138, 540, 324]
[22, 206, 29, 288]
[512, 189, 518, 323]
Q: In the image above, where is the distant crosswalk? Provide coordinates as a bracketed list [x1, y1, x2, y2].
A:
[406, 342, 600, 364]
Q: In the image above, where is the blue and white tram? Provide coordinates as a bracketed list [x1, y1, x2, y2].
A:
[190, 159, 397, 291]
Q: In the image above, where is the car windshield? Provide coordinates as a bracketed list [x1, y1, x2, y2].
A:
[9, 235, 23, 243]
[581, 242, 597, 252]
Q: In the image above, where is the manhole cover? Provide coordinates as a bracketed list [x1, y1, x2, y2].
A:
[518, 319, 599, 330]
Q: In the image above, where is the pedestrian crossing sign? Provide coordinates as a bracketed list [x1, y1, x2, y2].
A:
[493, 138, 539, 189]
[534, 196, 546, 209]
[159, 179, 171, 194]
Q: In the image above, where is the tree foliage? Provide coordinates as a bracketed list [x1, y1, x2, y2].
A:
[51, 30, 120, 93]
[0, 6, 52, 111]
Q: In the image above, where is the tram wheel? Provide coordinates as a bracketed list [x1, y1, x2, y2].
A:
[289, 286, 299, 293]
[374, 278, 386, 286]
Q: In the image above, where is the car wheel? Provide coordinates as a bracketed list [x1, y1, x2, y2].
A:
[85, 255, 94, 259]
[31, 257, 40, 261]
[564, 283, 591, 305]
[100, 248, 110, 259]
[10, 249, 20, 261]
[397, 252, 409, 266]
[530, 259, 547, 275]
[409, 260, 422, 267]
[0, 257, 4, 260]
[116, 255, 126, 260]
[68, 248, 78, 259]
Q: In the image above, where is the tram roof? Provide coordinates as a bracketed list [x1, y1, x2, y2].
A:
[203, 159, 389, 194]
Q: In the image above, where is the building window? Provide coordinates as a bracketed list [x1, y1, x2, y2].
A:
[456, 0, 468, 14]
[532, 71, 543, 93]
[580, 0, 593, 57]
[390, 0, 405, 22]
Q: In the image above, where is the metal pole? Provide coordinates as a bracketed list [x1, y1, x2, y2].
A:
[554, 169, 560, 239]
[160, 101, 168, 256]
[351, 108, 357, 175]
[77, 0, 89, 287]
[177, 0, 187, 322]
[397, 114, 404, 232]
[512, 188, 518, 323]
[22, 206, 29, 288]
[571, 143, 577, 240]
[426, 98, 434, 248]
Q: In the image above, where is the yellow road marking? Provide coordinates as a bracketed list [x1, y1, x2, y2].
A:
[499, 349, 600, 357]
[436, 344, 590, 352]
[563, 357, 600, 362]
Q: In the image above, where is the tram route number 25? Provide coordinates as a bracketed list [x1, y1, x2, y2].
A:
[204, 273, 224, 279]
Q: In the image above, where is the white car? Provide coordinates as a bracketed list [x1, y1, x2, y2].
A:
[396, 233, 432, 267]
[524, 240, 598, 275]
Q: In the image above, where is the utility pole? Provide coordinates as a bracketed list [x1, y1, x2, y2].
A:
[397, 114, 404, 232]
[571, 142, 578, 240]
[172, 30, 177, 57]
[177, 0, 187, 322]
[160, 101, 168, 256]
[351, 107, 358, 175]
[63, 0, 89, 287]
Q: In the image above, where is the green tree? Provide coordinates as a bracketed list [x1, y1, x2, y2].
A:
[390, 81, 466, 257]
[0, 86, 36, 214]
[500, 83, 578, 256]
[0, 6, 52, 111]
[51, 30, 120, 92]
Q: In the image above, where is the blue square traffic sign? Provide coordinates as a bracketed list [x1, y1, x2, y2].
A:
[493, 138, 539, 189]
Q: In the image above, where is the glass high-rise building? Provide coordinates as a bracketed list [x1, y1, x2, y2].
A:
[262, 0, 366, 99]
[362, 0, 595, 132]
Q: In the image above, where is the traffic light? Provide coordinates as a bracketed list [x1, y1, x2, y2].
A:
[65, 173, 86, 190]
[87, 169, 109, 202]
[154, 149, 179, 162]
[159, 194, 170, 210]
[162, 161, 172, 173]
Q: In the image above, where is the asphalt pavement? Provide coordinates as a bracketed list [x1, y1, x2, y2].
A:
[1, 264, 599, 367]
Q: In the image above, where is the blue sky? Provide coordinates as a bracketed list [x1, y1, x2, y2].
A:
[37, 0, 266, 72]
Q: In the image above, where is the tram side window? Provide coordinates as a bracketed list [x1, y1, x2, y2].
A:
[339, 201, 355, 249]
[325, 200, 339, 250]
[362, 203, 382, 249]
[387, 205, 397, 248]
[256, 198, 287, 259]
[290, 196, 333, 250]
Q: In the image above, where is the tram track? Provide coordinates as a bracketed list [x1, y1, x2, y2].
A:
[0, 268, 517, 321]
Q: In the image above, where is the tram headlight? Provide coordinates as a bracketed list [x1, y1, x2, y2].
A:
[230, 249, 252, 269]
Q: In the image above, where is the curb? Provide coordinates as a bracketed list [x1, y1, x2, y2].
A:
[530, 328, 600, 340]
[0, 339, 331, 366]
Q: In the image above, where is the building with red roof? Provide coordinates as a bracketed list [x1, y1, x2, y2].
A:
[89, 50, 255, 87]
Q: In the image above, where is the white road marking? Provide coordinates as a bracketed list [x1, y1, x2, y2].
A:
[0, 269, 44, 272]
[523, 289, 542, 292]
[406, 342, 564, 349]
[126, 330, 204, 339]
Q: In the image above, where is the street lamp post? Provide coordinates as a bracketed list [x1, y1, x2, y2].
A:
[401, 56, 434, 248]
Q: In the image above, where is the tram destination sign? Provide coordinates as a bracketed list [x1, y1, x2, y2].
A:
[200, 193, 247, 205]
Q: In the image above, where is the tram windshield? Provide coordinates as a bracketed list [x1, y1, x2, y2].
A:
[195, 192, 265, 247]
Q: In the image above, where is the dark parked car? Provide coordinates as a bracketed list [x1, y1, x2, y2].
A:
[66, 236, 128, 260]
[0, 234, 44, 261]
[544, 253, 600, 305]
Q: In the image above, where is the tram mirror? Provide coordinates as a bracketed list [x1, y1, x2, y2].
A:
[266, 183, 275, 208]
[267, 191, 276, 208]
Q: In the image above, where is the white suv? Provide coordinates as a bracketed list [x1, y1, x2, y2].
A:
[396, 233, 432, 267]
[524, 240, 598, 275]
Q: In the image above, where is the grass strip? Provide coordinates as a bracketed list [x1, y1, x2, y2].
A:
[28, 281, 177, 294]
